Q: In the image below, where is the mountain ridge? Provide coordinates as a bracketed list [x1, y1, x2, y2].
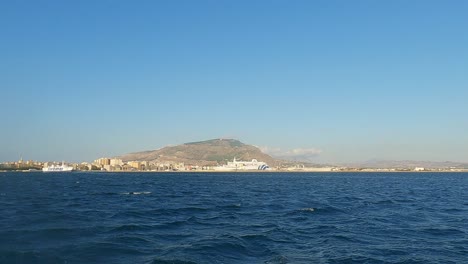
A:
[117, 139, 278, 166]
[344, 159, 468, 169]
[116, 139, 468, 169]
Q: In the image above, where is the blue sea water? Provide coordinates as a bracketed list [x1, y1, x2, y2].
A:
[0, 172, 467, 264]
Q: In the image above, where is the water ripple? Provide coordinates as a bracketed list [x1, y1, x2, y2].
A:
[0, 172, 467, 263]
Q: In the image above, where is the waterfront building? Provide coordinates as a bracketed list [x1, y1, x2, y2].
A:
[110, 159, 123, 166]
[128, 161, 141, 170]
[94, 158, 111, 166]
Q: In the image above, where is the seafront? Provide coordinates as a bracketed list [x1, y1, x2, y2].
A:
[1, 158, 467, 173]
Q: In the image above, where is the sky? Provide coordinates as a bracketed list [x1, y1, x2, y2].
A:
[1, 0, 467, 163]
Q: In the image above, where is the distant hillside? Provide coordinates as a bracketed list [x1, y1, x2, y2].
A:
[350, 159, 468, 169]
[118, 139, 278, 166]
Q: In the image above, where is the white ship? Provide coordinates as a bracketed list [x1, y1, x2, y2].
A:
[214, 158, 270, 171]
[42, 163, 74, 172]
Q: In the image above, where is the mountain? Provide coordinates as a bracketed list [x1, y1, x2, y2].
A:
[118, 139, 278, 166]
[117, 140, 468, 169]
[349, 159, 468, 169]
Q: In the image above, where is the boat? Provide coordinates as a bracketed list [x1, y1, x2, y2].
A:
[213, 158, 270, 171]
[42, 163, 74, 172]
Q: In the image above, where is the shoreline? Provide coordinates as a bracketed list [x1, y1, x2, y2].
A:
[2, 169, 467, 173]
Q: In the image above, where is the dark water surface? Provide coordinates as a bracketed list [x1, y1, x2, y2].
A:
[0, 172, 467, 263]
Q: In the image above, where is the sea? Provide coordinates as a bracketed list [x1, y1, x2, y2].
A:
[0, 172, 467, 264]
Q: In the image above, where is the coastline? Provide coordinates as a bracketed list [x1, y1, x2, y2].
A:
[2, 169, 467, 173]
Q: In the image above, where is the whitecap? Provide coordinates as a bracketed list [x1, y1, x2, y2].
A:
[121, 191, 152, 195]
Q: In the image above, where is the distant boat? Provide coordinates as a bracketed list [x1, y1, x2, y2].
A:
[42, 163, 74, 172]
[213, 158, 270, 171]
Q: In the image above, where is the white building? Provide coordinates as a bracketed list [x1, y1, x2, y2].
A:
[110, 159, 123, 166]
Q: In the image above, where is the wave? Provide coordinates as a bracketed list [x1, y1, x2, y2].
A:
[0, 250, 65, 264]
[107, 224, 155, 233]
[284, 206, 346, 217]
[264, 255, 289, 264]
[216, 203, 242, 210]
[328, 255, 387, 263]
[372, 199, 396, 205]
[2, 172, 468, 263]
[121, 191, 152, 195]
[299, 207, 315, 212]
[149, 259, 198, 264]
[420, 227, 465, 236]
[73, 241, 145, 256]
[152, 217, 201, 230]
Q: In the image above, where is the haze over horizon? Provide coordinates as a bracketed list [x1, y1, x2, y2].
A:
[1, 1, 467, 164]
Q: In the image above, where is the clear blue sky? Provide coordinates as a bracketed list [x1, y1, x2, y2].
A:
[1, 0, 467, 163]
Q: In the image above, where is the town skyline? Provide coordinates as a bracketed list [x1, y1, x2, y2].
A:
[2, 138, 468, 168]
[2, 137, 468, 172]
[1, 1, 467, 163]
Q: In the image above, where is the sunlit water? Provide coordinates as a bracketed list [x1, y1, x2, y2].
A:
[1, 172, 467, 263]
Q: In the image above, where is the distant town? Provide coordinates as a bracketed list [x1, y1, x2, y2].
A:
[3, 139, 467, 173]
[1, 157, 467, 173]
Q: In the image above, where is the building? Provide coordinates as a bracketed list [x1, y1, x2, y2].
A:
[128, 161, 141, 170]
[110, 159, 123, 166]
[94, 158, 110, 167]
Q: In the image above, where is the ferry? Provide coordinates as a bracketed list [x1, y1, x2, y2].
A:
[42, 163, 74, 172]
[214, 158, 270, 171]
